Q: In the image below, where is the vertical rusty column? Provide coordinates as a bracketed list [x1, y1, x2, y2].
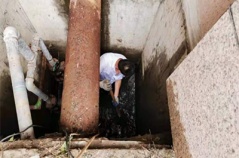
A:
[60, 0, 101, 134]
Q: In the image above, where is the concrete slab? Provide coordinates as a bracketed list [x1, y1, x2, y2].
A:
[231, 0, 239, 37]
[167, 9, 239, 158]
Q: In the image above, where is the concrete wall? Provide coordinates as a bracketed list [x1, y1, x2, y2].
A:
[18, 0, 68, 52]
[167, 2, 239, 157]
[1, 0, 68, 49]
[137, 0, 187, 135]
[101, 0, 160, 60]
[182, 0, 235, 50]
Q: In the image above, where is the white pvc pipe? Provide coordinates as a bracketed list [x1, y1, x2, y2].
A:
[39, 38, 57, 67]
[18, 38, 35, 61]
[3, 26, 34, 139]
[26, 78, 49, 102]
[18, 37, 49, 102]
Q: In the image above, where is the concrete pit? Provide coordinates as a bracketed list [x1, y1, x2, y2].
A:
[1, 0, 176, 144]
[0, 0, 236, 157]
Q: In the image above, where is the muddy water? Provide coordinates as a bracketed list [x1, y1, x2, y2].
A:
[99, 74, 136, 138]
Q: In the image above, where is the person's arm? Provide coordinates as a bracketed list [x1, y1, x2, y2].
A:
[114, 79, 121, 97]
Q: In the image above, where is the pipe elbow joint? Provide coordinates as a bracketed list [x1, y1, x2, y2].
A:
[25, 78, 35, 92]
[3, 26, 20, 41]
[25, 78, 49, 102]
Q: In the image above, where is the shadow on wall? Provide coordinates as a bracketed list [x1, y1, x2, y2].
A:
[0, 71, 19, 139]
[136, 41, 187, 142]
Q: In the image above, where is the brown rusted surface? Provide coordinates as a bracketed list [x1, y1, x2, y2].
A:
[60, 0, 101, 134]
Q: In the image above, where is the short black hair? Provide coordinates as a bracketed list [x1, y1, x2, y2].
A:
[118, 59, 135, 77]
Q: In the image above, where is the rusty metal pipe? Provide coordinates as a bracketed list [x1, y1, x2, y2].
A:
[60, 0, 101, 134]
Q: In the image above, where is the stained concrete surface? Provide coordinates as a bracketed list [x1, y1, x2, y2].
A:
[167, 8, 239, 158]
[18, 0, 68, 49]
[138, 0, 186, 137]
[182, 0, 235, 50]
[101, 0, 161, 59]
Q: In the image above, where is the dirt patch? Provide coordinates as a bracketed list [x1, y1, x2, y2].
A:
[0, 138, 174, 158]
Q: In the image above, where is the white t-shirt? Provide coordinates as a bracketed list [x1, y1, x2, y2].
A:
[100, 53, 126, 84]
